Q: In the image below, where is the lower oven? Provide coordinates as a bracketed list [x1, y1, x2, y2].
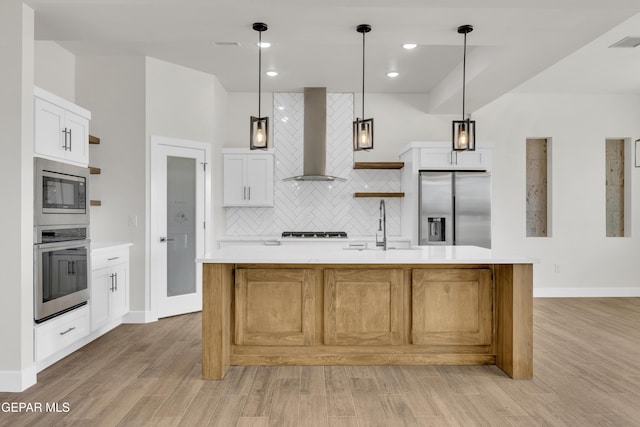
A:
[34, 226, 90, 323]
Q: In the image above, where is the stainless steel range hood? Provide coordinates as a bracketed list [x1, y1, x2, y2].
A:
[283, 87, 346, 182]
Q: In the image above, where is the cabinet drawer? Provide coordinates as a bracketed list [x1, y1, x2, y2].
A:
[35, 305, 90, 362]
[92, 247, 129, 270]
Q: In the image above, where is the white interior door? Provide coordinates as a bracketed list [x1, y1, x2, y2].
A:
[151, 137, 210, 318]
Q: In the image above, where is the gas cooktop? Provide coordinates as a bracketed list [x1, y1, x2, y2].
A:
[281, 231, 348, 238]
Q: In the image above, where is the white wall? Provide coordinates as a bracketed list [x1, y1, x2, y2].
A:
[0, 1, 36, 392]
[145, 56, 227, 251]
[145, 57, 227, 316]
[76, 56, 228, 321]
[476, 93, 640, 294]
[34, 41, 75, 101]
[75, 55, 147, 315]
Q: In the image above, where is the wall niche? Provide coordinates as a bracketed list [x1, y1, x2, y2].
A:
[526, 138, 550, 237]
[605, 139, 625, 237]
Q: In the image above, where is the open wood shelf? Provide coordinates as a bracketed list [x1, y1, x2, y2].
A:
[353, 192, 405, 198]
[90, 200, 102, 206]
[89, 135, 100, 144]
[353, 162, 404, 170]
[88, 166, 101, 175]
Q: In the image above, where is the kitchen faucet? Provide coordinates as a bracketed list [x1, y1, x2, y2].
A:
[376, 199, 387, 250]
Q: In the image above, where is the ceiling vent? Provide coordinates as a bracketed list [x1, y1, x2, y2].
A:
[213, 41, 241, 46]
[609, 36, 640, 48]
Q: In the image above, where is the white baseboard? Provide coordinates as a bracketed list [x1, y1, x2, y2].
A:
[123, 310, 157, 324]
[0, 365, 37, 392]
[534, 287, 640, 298]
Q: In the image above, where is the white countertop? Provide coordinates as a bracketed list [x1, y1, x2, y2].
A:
[197, 244, 536, 265]
[91, 242, 133, 253]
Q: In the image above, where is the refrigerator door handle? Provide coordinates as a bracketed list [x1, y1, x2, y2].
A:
[452, 194, 456, 244]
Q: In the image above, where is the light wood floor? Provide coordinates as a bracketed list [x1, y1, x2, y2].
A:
[1, 298, 639, 426]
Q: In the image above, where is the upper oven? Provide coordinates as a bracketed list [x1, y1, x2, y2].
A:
[35, 157, 89, 226]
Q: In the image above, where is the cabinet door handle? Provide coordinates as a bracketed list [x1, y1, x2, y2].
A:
[61, 128, 69, 150]
[60, 327, 76, 336]
[108, 257, 120, 261]
[109, 273, 115, 291]
[248, 186, 251, 200]
[67, 261, 72, 275]
[114, 273, 118, 291]
[68, 128, 72, 151]
[243, 186, 246, 200]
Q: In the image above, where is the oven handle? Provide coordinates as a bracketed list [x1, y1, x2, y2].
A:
[34, 239, 91, 251]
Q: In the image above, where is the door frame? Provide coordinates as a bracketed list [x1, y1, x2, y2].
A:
[149, 136, 212, 320]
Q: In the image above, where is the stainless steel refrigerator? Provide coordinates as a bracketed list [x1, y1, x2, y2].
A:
[419, 171, 491, 248]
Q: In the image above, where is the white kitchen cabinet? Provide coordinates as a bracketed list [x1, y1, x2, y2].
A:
[34, 305, 90, 364]
[223, 151, 274, 207]
[34, 86, 91, 167]
[419, 147, 490, 170]
[91, 245, 130, 332]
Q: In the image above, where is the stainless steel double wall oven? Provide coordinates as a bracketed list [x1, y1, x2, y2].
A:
[34, 158, 90, 323]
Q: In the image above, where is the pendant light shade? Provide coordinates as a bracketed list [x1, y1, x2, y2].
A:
[353, 24, 374, 151]
[452, 24, 476, 152]
[250, 22, 269, 150]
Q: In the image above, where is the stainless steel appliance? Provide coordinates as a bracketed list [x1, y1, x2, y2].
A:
[281, 231, 348, 238]
[419, 171, 491, 248]
[34, 225, 90, 323]
[35, 157, 89, 226]
[34, 158, 90, 322]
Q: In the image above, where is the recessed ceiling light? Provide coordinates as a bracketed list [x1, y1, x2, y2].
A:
[257, 42, 271, 48]
[386, 71, 399, 78]
[265, 71, 278, 77]
[277, 106, 285, 110]
[402, 43, 417, 50]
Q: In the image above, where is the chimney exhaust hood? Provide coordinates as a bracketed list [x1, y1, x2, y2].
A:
[283, 87, 347, 182]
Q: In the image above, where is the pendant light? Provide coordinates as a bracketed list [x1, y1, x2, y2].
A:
[452, 24, 476, 151]
[353, 24, 374, 151]
[250, 22, 269, 150]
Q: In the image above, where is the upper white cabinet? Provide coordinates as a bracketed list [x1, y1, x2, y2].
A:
[223, 150, 274, 207]
[419, 147, 490, 170]
[34, 86, 91, 167]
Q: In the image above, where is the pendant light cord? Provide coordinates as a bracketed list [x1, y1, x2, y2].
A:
[462, 31, 467, 120]
[361, 29, 365, 120]
[258, 30, 262, 118]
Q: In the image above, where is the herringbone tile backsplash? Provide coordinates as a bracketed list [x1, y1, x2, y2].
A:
[225, 92, 401, 237]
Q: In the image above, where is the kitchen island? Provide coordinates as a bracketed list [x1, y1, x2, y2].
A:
[198, 245, 534, 380]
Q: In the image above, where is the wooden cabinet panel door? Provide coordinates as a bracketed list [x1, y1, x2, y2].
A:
[235, 269, 315, 346]
[412, 269, 492, 346]
[324, 269, 403, 345]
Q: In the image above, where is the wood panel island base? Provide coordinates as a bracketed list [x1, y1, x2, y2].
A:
[199, 246, 534, 380]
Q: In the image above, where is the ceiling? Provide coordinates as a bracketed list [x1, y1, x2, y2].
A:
[26, 0, 640, 114]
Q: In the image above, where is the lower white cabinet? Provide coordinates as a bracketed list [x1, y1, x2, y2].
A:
[34, 305, 90, 363]
[91, 245, 130, 331]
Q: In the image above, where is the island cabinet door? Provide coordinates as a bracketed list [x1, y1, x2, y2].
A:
[412, 268, 493, 346]
[234, 268, 316, 346]
[324, 269, 403, 346]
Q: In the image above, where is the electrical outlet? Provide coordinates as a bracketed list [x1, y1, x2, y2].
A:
[128, 215, 138, 227]
[554, 264, 560, 273]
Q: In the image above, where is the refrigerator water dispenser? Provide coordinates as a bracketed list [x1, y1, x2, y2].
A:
[427, 217, 446, 242]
